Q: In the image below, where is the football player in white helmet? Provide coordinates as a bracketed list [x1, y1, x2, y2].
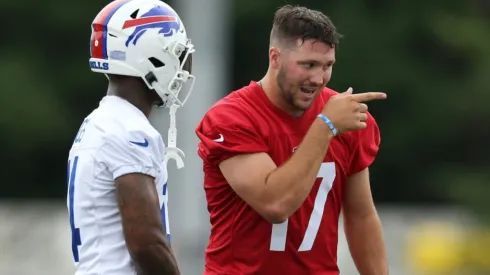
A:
[67, 1, 194, 274]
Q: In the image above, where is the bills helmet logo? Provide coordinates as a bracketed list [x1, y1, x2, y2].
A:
[123, 6, 181, 47]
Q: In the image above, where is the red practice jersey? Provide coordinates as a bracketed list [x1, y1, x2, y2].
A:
[196, 81, 380, 275]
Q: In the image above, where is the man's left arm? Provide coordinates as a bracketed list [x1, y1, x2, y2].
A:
[343, 168, 387, 275]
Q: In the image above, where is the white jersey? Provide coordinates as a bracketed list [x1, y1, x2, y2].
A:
[67, 96, 170, 275]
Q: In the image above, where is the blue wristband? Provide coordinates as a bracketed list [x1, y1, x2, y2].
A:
[317, 114, 338, 136]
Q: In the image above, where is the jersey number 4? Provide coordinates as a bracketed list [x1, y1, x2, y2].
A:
[270, 162, 336, 252]
[67, 120, 88, 262]
[68, 156, 81, 262]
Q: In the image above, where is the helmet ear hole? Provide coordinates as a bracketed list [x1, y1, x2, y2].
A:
[130, 9, 139, 19]
[145, 72, 157, 84]
[148, 57, 165, 68]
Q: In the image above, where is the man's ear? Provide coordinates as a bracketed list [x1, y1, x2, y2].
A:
[269, 47, 281, 70]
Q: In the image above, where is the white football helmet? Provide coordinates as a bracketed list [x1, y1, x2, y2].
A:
[89, 0, 194, 169]
[89, 0, 195, 108]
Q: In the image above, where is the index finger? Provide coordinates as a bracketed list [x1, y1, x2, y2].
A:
[351, 92, 387, 102]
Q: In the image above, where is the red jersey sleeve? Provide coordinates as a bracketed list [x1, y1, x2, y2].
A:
[348, 112, 381, 175]
[196, 104, 268, 166]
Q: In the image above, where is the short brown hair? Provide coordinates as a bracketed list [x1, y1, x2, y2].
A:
[270, 5, 341, 48]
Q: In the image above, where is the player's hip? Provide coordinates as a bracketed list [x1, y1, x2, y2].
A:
[75, 269, 136, 275]
[204, 254, 339, 275]
[203, 264, 340, 275]
[74, 252, 135, 275]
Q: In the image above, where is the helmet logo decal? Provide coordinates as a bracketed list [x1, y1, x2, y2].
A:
[123, 6, 180, 47]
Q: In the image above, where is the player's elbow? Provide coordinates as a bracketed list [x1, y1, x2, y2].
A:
[254, 190, 291, 223]
[127, 242, 152, 260]
[126, 231, 168, 259]
[127, 239, 150, 258]
[260, 203, 289, 224]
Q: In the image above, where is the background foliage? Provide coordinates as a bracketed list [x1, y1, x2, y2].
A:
[1, 0, 488, 222]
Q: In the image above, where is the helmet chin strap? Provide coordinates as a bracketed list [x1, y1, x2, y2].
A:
[164, 103, 185, 169]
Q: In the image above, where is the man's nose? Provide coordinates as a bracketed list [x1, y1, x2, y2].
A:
[309, 71, 324, 86]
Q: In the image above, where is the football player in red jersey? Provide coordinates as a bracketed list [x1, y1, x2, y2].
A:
[196, 5, 388, 275]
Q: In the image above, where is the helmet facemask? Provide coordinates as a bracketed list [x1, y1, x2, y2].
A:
[143, 38, 195, 108]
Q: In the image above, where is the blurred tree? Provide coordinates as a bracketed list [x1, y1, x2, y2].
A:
[429, 4, 490, 223]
